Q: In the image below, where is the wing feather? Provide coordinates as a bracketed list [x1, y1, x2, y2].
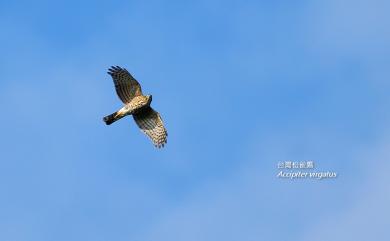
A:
[107, 66, 142, 104]
[133, 107, 168, 148]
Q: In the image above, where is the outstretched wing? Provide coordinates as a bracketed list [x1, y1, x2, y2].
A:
[108, 66, 142, 104]
[133, 107, 168, 148]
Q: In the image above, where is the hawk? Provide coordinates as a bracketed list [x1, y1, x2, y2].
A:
[103, 66, 168, 148]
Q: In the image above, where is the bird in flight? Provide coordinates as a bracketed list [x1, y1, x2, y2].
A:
[103, 66, 167, 148]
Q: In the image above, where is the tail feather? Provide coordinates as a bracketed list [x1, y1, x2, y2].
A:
[103, 112, 120, 125]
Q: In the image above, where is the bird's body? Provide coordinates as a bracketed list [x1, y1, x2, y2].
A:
[103, 95, 151, 124]
[103, 66, 167, 148]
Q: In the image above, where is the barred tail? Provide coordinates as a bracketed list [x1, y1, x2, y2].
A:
[103, 112, 120, 125]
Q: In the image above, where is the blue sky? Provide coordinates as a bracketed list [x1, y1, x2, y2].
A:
[0, 0, 389, 240]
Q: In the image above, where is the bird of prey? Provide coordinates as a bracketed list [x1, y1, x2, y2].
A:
[103, 66, 167, 148]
